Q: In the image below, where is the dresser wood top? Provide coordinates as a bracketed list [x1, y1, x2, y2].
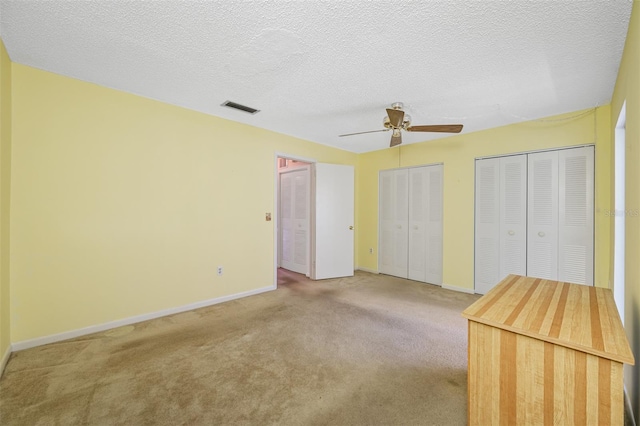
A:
[462, 275, 635, 364]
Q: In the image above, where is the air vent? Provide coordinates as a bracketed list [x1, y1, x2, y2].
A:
[221, 100, 260, 115]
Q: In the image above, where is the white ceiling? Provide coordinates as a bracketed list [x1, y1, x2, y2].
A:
[0, 1, 633, 153]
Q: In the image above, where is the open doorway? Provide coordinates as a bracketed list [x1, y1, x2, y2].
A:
[274, 155, 356, 288]
[276, 156, 314, 285]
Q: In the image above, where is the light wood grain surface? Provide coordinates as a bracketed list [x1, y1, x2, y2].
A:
[465, 274, 634, 425]
[462, 274, 635, 364]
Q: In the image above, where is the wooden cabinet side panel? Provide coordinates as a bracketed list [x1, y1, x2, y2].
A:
[468, 322, 625, 425]
[468, 321, 500, 425]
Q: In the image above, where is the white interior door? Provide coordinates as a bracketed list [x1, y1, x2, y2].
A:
[408, 167, 427, 282]
[279, 167, 310, 275]
[499, 155, 527, 279]
[407, 165, 443, 284]
[474, 158, 500, 294]
[312, 163, 354, 280]
[558, 146, 594, 285]
[425, 165, 444, 285]
[475, 147, 594, 293]
[379, 170, 395, 275]
[527, 151, 559, 281]
[379, 169, 409, 278]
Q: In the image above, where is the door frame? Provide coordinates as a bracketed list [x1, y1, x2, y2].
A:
[273, 153, 316, 287]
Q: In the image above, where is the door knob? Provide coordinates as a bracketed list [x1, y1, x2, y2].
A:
[349, 226, 353, 230]
[538, 231, 545, 237]
[508, 230, 515, 236]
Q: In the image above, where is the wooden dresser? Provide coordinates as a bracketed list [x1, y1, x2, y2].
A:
[462, 274, 635, 425]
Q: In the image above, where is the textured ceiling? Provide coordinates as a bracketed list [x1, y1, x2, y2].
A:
[0, 1, 633, 153]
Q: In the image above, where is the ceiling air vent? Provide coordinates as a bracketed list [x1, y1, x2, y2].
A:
[221, 100, 260, 115]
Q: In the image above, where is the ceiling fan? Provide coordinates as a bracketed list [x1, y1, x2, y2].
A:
[339, 102, 463, 147]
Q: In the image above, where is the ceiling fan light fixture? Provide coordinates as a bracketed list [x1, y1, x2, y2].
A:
[339, 101, 463, 148]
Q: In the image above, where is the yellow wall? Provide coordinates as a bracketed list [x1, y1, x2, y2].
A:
[10, 64, 357, 342]
[0, 39, 12, 360]
[357, 107, 612, 291]
[611, 0, 640, 419]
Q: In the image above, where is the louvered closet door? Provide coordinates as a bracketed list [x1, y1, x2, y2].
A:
[379, 169, 409, 277]
[527, 151, 559, 281]
[280, 167, 310, 274]
[425, 165, 443, 284]
[558, 146, 594, 285]
[475, 158, 501, 294]
[499, 155, 527, 279]
[408, 168, 427, 281]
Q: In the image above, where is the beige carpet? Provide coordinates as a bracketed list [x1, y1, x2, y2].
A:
[0, 270, 480, 425]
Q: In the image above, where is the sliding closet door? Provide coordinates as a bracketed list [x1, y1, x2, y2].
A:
[475, 158, 501, 294]
[408, 165, 443, 284]
[527, 151, 559, 281]
[558, 146, 594, 285]
[379, 169, 409, 277]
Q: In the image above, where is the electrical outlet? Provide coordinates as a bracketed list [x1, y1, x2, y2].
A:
[217, 266, 223, 276]
[369, 248, 373, 254]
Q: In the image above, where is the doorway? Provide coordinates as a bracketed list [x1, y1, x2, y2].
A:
[277, 157, 313, 277]
[274, 155, 356, 286]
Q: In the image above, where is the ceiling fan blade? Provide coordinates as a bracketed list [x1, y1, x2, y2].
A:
[390, 131, 402, 147]
[339, 129, 389, 137]
[406, 124, 463, 133]
[386, 108, 405, 128]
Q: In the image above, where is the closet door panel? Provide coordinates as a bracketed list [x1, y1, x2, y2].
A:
[408, 168, 427, 282]
[425, 165, 443, 285]
[558, 146, 594, 285]
[475, 158, 501, 294]
[280, 167, 310, 274]
[379, 171, 395, 275]
[499, 155, 527, 279]
[393, 170, 409, 277]
[527, 151, 559, 281]
[379, 169, 409, 278]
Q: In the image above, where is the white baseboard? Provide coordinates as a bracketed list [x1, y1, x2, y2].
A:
[12, 285, 276, 352]
[0, 344, 11, 377]
[441, 283, 476, 294]
[356, 267, 379, 274]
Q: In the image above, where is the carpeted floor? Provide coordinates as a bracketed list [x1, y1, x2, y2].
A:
[0, 270, 480, 425]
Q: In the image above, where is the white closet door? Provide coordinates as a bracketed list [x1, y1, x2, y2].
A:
[558, 146, 594, 285]
[527, 151, 559, 280]
[408, 167, 427, 282]
[392, 170, 409, 277]
[379, 169, 409, 278]
[475, 158, 501, 294]
[425, 165, 443, 284]
[280, 167, 310, 274]
[379, 170, 395, 275]
[499, 155, 527, 279]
